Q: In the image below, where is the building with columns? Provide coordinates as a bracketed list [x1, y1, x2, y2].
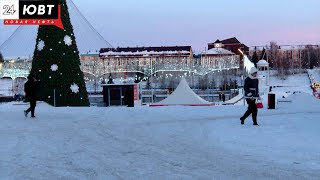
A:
[99, 46, 193, 65]
[200, 48, 240, 70]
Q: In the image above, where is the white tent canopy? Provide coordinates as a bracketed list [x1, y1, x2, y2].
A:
[150, 78, 214, 106]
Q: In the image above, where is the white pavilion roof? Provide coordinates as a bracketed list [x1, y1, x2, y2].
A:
[257, 59, 269, 66]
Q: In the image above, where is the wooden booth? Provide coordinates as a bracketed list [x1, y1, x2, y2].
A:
[102, 84, 136, 107]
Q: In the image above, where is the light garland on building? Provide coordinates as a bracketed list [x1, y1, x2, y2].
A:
[2, 55, 240, 80]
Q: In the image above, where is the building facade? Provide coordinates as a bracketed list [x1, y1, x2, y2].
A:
[200, 48, 240, 70]
[208, 37, 249, 59]
[99, 46, 194, 75]
[79, 51, 101, 78]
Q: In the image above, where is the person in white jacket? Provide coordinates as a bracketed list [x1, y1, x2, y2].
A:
[240, 67, 259, 126]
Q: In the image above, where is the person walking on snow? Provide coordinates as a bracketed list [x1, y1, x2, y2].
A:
[240, 67, 260, 126]
[24, 74, 39, 118]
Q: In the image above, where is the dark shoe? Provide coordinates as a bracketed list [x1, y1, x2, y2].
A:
[24, 111, 28, 117]
[31, 116, 36, 118]
[253, 123, 259, 126]
[240, 117, 244, 125]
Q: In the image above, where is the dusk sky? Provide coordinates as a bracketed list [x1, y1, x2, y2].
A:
[1, 0, 320, 52]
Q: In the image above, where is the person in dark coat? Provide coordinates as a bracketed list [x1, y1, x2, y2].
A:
[222, 92, 226, 102]
[240, 67, 259, 126]
[24, 74, 39, 118]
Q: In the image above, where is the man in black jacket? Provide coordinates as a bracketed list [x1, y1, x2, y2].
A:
[24, 74, 39, 118]
[240, 67, 259, 126]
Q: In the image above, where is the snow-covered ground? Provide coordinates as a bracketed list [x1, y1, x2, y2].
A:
[308, 69, 320, 84]
[269, 73, 312, 97]
[1, 93, 320, 179]
[234, 73, 313, 106]
[269, 73, 311, 87]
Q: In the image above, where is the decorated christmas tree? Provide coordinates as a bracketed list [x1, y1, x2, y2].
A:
[31, 0, 89, 106]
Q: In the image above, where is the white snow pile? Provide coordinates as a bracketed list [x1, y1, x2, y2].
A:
[308, 69, 320, 84]
[279, 92, 320, 112]
[270, 73, 312, 87]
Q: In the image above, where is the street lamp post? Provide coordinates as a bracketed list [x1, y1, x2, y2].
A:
[207, 74, 209, 101]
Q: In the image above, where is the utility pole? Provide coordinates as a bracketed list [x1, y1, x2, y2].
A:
[308, 50, 311, 69]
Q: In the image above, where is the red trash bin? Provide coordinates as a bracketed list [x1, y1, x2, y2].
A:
[268, 93, 276, 109]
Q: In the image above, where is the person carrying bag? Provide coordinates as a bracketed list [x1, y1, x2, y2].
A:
[240, 67, 260, 126]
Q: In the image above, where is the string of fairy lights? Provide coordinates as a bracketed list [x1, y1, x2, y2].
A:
[0, 55, 240, 82]
[80, 55, 240, 81]
[0, 59, 31, 79]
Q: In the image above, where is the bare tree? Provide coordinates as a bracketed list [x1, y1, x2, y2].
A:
[316, 45, 320, 68]
[297, 48, 304, 72]
[302, 45, 318, 69]
[269, 41, 279, 68]
[276, 52, 291, 79]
